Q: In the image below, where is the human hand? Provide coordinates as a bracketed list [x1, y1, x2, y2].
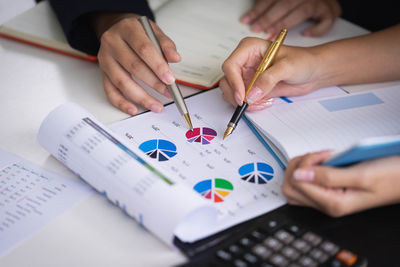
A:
[220, 37, 324, 111]
[92, 13, 181, 115]
[241, 0, 341, 36]
[282, 151, 400, 217]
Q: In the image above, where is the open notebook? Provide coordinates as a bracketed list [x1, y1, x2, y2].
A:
[0, 0, 368, 89]
[244, 85, 400, 168]
[36, 85, 348, 246]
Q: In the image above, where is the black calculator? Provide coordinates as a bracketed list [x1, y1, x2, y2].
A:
[176, 206, 369, 267]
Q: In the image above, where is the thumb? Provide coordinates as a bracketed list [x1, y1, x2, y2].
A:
[246, 61, 289, 104]
[293, 165, 365, 189]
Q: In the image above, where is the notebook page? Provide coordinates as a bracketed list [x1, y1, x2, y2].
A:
[37, 103, 216, 245]
[155, 0, 269, 87]
[110, 89, 286, 242]
[0, 148, 92, 257]
[246, 86, 400, 161]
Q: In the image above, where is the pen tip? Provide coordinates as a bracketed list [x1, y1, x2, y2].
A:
[183, 113, 193, 130]
[223, 126, 234, 140]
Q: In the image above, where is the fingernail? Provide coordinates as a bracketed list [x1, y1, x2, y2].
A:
[150, 104, 163, 113]
[266, 27, 276, 35]
[166, 48, 181, 60]
[302, 30, 311, 37]
[235, 92, 243, 106]
[247, 86, 263, 104]
[293, 169, 315, 182]
[127, 108, 137, 116]
[241, 15, 251, 24]
[252, 24, 262, 33]
[163, 89, 172, 99]
[249, 98, 274, 111]
[163, 71, 175, 85]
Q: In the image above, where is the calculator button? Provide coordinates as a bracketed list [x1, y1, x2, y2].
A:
[243, 253, 258, 264]
[288, 264, 302, 267]
[286, 225, 305, 237]
[233, 259, 249, 267]
[302, 232, 322, 246]
[269, 254, 289, 267]
[252, 244, 272, 260]
[298, 255, 318, 267]
[320, 241, 340, 256]
[250, 230, 266, 240]
[216, 250, 233, 261]
[228, 244, 244, 255]
[292, 239, 312, 253]
[329, 259, 346, 267]
[281, 246, 300, 261]
[309, 248, 329, 263]
[263, 237, 284, 251]
[239, 237, 254, 247]
[263, 220, 280, 232]
[336, 249, 358, 266]
[275, 229, 295, 244]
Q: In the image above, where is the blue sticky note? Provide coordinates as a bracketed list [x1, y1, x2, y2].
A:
[319, 93, 383, 112]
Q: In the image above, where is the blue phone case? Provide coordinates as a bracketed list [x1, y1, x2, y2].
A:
[324, 137, 400, 166]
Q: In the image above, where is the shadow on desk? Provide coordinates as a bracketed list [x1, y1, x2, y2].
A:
[176, 204, 400, 267]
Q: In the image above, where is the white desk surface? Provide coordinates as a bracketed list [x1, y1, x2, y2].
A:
[1, 11, 400, 267]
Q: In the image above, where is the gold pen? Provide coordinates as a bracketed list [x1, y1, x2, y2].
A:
[138, 16, 193, 129]
[223, 29, 287, 140]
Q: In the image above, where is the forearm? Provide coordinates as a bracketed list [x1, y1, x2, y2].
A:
[312, 24, 400, 87]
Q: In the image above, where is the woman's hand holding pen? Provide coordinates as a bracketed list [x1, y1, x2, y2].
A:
[282, 151, 400, 217]
[92, 13, 181, 115]
[220, 37, 325, 111]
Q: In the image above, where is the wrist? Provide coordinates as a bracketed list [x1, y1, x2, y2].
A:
[91, 12, 140, 38]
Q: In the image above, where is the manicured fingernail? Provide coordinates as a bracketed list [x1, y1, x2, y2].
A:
[163, 89, 172, 99]
[252, 24, 262, 33]
[150, 104, 163, 113]
[247, 86, 263, 104]
[235, 92, 243, 106]
[249, 98, 274, 110]
[266, 27, 276, 35]
[127, 108, 137, 116]
[163, 71, 175, 85]
[293, 169, 315, 182]
[241, 15, 251, 24]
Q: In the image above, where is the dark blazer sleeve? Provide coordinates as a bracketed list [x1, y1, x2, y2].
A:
[49, 0, 155, 56]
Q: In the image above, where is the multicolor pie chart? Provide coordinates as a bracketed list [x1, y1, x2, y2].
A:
[193, 178, 233, 203]
[138, 139, 177, 161]
[239, 162, 274, 184]
[186, 127, 217, 145]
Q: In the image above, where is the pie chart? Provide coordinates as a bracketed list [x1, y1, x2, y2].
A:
[193, 178, 233, 203]
[186, 127, 217, 145]
[238, 162, 274, 184]
[138, 139, 177, 161]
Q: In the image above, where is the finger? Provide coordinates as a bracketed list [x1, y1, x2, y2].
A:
[222, 38, 265, 105]
[246, 58, 294, 104]
[251, 0, 305, 34]
[100, 54, 164, 113]
[246, 97, 274, 111]
[297, 150, 332, 168]
[241, 0, 276, 24]
[106, 37, 171, 98]
[267, 1, 315, 34]
[219, 77, 238, 107]
[150, 21, 181, 63]
[102, 73, 138, 116]
[122, 18, 176, 85]
[302, 4, 335, 37]
[293, 164, 369, 189]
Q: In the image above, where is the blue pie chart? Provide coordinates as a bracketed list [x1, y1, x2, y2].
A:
[139, 139, 177, 161]
[238, 162, 274, 184]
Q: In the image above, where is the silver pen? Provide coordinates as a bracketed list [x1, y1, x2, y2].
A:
[138, 16, 193, 129]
